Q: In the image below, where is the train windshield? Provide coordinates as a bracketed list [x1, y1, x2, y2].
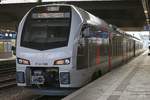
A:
[21, 6, 71, 50]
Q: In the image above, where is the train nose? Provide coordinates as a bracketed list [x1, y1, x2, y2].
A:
[41, 53, 71, 66]
[30, 53, 52, 66]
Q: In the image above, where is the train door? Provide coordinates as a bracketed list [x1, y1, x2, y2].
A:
[126, 39, 129, 60]
[77, 25, 89, 70]
[133, 40, 136, 56]
[123, 38, 127, 62]
[110, 32, 118, 64]
[88, 26, 109, 73]
[108, 32, 112, 71]
[95, 30, 109, 73]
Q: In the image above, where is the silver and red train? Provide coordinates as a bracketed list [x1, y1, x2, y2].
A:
[16, 4, 143, 95]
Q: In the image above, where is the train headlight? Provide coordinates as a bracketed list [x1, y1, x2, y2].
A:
[54, 58, 70, 65]
[17, 58, 30, 65]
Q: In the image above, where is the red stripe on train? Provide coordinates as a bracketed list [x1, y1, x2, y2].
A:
[96, 45, 100, 64]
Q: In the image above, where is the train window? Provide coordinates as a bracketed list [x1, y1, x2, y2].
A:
[21, 18, 71, 50]
[111, 33, 124, 57]
[21, 6, 71, 50]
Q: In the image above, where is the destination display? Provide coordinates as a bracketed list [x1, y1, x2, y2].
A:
[47, 7, 60, 11]
[32, 12, 70, 19]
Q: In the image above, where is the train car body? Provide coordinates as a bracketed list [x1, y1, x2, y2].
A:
[16, 4, 143, 95]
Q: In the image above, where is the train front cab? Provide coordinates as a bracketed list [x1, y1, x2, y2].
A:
[15, 5, 113, 95]
[16, 5, 89, 95]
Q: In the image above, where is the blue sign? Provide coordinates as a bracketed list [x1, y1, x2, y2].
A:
[96, 32, 108, 38]
[100, 32, 108, 38]
[0, 32, 17, 39]
[0, 33, 4, 39]
[88, 32, 109, 38]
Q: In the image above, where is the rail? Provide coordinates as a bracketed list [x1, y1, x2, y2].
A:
[0, 60, 16, 89]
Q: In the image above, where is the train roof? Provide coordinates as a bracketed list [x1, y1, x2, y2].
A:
[126, 32, 142, 41]
[75, 6, 109, 30]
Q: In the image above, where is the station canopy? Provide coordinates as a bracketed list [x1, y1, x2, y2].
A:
[0, 0, 149, 31]
[0, 0, 122, 4]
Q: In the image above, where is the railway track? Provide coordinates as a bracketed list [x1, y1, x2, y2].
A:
[0, 75, 16, 89]
[0, 60, 16, 89]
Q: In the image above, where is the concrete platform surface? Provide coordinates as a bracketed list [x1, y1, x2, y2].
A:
[63, 50, 150, 100]
[0, 55, 16, 61]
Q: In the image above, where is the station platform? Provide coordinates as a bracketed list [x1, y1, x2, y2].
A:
[63, 50, 150, 100]
[0, 55, 15, 61]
